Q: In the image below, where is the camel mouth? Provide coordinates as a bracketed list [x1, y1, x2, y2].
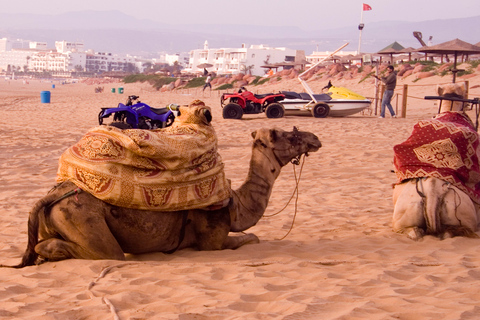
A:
[307, 140, 322, 152]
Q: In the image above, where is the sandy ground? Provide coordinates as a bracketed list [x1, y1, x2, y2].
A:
[1, 72, 480, 319]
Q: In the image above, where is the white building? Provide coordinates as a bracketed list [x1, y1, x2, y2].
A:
[29, 51, 86, 72]
[0, 49, 36, 72]
[30, 42, 48, 50]
[85, 51, 137, 73]
[183, 41, 304, 76]
[55, 41, 85, 53]
[306, 50, 358, 64]
[0, 38, 32, 52]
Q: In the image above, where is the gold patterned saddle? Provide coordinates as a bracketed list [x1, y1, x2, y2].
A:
[57, 102, 231, 211]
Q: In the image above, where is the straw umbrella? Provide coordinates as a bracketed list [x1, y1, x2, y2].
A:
[377, 41, 405, 64]
[416, 38, 480, 82]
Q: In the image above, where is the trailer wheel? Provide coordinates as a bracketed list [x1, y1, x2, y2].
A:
[223, 103, 243, 119]
[311, 103, 330, 118]
[265, 103, 285, 118]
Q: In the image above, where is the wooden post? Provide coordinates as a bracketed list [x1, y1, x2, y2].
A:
[401, 84, 408, 118]
[465, 80, 469, 98]
[374, 64, 380, 115]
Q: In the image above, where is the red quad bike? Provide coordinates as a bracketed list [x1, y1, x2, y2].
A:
[220, 87, 285, 119]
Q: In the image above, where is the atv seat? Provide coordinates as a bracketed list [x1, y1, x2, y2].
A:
[150, 107, 171, 115]
[254, 93, 275, 99]
[281, 91, 302, 99]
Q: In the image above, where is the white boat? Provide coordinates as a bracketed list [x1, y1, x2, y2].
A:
[281, 42, 371, 118]
[280, 89, 371, 117]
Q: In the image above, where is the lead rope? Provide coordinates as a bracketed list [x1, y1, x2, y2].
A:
[264, 154, 306, 240]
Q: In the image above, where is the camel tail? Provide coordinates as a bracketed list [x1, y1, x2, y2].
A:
[2, 194, 59, 268]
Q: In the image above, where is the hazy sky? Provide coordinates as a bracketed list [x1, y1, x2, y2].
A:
[2, 0, 479, 30]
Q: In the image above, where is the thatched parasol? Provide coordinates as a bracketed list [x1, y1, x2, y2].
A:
[377, 41, 405, 63]
[196, 63, 213, 69]
[416, 38, 480, 82]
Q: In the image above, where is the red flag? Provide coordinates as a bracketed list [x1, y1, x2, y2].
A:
[363, 3, 372, 11]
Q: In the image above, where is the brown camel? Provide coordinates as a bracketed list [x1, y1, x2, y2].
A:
[392, 83, 480, 240]
[6, 127, 321, 268]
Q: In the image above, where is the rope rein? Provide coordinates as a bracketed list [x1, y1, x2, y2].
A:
[265, 154, 306, 240]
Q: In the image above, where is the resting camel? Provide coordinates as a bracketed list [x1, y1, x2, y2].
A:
[392, 82, 480, 240]
[5, 126, 321, 268]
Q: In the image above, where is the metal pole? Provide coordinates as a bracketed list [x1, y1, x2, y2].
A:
[298, 43, 349, 102]
[358, 5, 364, 54]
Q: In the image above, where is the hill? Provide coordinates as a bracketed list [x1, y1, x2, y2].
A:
[0, 11, 479, 56]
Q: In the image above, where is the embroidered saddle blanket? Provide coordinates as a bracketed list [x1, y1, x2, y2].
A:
[393, 111, 480, 204]
[57, 104, 231, 211]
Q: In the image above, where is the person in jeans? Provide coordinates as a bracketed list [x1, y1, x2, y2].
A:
[203, 74, 212, 91]
[375, 65, 397, 118]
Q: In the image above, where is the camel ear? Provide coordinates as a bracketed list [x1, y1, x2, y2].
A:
[437, 85, 444, 96]
[251, 131, 257, 139]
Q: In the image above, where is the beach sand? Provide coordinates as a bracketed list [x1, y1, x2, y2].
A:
[1, 72, 480, 319]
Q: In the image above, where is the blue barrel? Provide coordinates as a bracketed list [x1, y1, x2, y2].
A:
[118, 87, 124, 94]
[52, 84, 55, 89]
[41, 91, 51, 103]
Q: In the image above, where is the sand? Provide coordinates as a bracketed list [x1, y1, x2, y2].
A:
[1, 72, 480, 319]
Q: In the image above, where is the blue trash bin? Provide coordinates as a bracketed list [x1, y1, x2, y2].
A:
[41, 91, 51, 103]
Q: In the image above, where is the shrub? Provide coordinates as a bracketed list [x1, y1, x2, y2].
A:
[250, 76, 262, 85]
[184, 77, 207, 88]
[216, 83, 233, 90]
[254, 78, 270, 86]
[123, 74, 176, 90]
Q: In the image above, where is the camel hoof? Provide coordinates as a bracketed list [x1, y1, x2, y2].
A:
[407, 227, 424, 241]
[441, 231, 453, 240]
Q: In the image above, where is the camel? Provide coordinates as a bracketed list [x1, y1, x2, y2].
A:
[392, 82, 480, 240]
[6, 126, 321, 268]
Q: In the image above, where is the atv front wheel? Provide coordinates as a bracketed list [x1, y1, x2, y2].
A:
[311, 103, 330, 118]
[165, 113, 175, 127]
[265, 103, 285, 118]
[223, 103, 243, 119]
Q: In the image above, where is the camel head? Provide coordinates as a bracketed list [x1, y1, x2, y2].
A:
[251, 127, 321, 166]
[437, 82, 467, 113]
[174, 100, 212, 126]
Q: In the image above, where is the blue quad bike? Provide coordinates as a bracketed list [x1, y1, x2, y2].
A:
[98, 95, 176, 129]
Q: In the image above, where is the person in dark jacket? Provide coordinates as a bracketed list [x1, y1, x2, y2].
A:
[375, 65, 397, 118]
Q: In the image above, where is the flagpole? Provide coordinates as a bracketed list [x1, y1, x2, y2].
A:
[357, 4, 365, 54]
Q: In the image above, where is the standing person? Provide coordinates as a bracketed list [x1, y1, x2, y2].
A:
[203, 74, 212, 91]
[375, 65, 397, 118]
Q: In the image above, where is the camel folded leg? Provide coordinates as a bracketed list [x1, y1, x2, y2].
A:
[39, 197, 126, 261]
[222, 233, 260, 249]
[187, 207, 260, 251]
[35, 238, 125, 261]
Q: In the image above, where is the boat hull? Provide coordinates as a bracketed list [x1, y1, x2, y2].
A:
[282, 99, 371, 117]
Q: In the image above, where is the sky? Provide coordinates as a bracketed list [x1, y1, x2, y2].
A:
[2, 0, 479, 30]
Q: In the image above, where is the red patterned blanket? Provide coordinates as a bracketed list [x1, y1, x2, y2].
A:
[393, 112, 480, 204]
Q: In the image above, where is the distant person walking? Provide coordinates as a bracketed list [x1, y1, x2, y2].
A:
[375, 65, 397, 118]
[203, 74, 212, 91]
